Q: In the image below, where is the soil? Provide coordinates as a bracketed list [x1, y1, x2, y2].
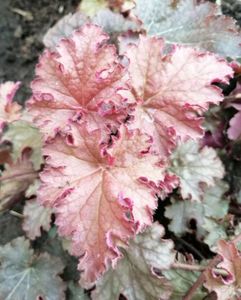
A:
[0, 0, 79, 104]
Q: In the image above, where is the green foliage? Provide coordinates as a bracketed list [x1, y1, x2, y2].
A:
[0, 237, 66, 300]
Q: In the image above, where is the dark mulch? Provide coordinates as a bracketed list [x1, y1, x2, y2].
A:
[0, 0, 79, 104]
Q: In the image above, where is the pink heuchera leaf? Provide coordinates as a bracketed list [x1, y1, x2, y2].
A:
[204, 240, 241, 299]
[125, 36, 233, 155]
[38, 123, 168, 286]
[0, 82, 21, 133]
[28, 24, 131, 141]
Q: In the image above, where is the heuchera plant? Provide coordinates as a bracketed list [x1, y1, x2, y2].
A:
[27, 22, 233, 287]
[1, 0, 241, 299]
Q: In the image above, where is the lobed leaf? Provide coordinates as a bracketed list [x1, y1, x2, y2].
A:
[29, 24, 131, 141]
[0, 237, 66, 300]
[169, 140, 225, 201]
[165, 180, 229, 241]
[126, 36, 232, 156]
[22, 198, 53, 240]
[38, 123, 169, 286]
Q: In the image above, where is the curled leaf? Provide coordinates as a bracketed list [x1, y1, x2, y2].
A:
[204, 240, 241, 299]
[2, 120, 43, 170]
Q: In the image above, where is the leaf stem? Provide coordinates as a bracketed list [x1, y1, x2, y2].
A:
[182, 234, 241, 299]
[9, 210, 24, 219]
[182, 256, 222, 300]
[172, 262, 228, 276]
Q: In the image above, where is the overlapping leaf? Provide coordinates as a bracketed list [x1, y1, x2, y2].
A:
[0, 152, 37, 211]
[0, 237, 66, 300]
[169, 140, 224, 201]
[38, 123, 168, 286]
[68, 281, 89, 300]
[43, 10, 139, 50]
[43, 12, 88, 49]
[134, 0, 241, 58]
[28, 24, 131, 141]
[93, 223, 174, 300]
[125, 36, 232, 155]
[0, 81, 21, 133]
[163, 254, 207, 299]
[165, 181, 229, 241]
[204, 240, 241, 299]
[2, 120, 43, 170]
[22, 198, 53, 240]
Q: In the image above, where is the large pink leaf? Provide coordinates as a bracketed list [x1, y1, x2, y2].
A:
[125, 36, 233, 155]
[0, 82, 21, 133]
[38, 123, 167, 286]
[28, 24, 131, 140]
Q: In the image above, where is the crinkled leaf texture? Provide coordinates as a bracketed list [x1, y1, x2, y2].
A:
[23, 198, 53, 240]
[125, 35, 232, 156]
[0, 237, 66, 300]
[28, 24, 131, 141]
[134, 0, 241, 58]
[0, 81, 21, 133]
[38, 123, 167, 286]
[165, 181, 228, 242]
[93, 223, 174, 300]
[204, 240, 241, 299]
[169, 140, 224, 201]
[31, 20, 232, 293]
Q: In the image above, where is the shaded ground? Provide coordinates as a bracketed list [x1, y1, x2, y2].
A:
[0, 0, 79, 104]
